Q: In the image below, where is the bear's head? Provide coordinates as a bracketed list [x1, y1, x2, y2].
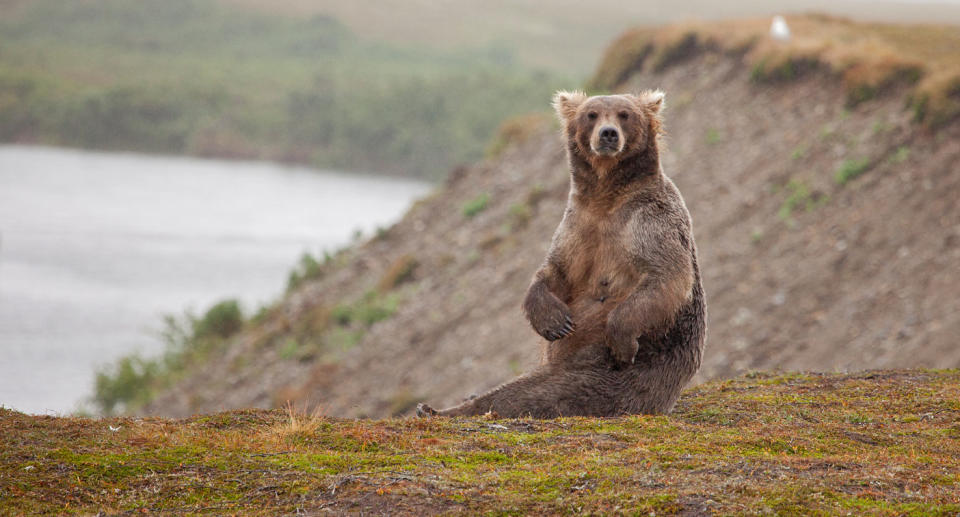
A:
[552, 90, 664, 170]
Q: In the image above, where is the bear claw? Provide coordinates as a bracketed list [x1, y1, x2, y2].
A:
[542, 316, 575, 341]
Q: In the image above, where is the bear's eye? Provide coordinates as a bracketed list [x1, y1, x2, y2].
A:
[617, 111, 629, 120]
[587, 111, 598, 120]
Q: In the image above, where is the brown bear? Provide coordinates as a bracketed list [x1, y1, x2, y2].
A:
[417, 90, 706, 418]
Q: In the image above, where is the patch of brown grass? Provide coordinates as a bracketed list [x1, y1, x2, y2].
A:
[591, 14, 960, 127]
[377, 254, 418, 292]
[268, 402, 326, 446]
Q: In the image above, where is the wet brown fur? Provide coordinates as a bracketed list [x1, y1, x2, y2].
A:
[417, 90, 706, 418]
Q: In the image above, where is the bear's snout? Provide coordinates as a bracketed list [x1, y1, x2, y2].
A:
[599, 126, 619, 143]
[594, 125, 621, 155]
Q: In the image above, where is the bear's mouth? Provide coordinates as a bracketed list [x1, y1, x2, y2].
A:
[591, 143, 621, 156]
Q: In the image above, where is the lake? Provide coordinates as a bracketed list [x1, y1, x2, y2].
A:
[0, 145, 431, 415]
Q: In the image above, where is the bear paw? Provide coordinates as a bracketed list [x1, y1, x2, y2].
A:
[525, 289, 576, 341]
[530, 302, 575, 341]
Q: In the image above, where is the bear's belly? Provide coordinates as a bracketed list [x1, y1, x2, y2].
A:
[545, 273, 638, 366]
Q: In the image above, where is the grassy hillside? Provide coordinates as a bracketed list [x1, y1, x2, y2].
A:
[591, 15, 960, 127]
[0, 0, 569, 179]
[4, 370, 960, 515]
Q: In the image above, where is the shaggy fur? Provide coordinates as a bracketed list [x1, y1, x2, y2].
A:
[417, 90, 706, 418]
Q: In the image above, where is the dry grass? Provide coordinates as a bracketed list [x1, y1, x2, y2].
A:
[591, 14, 960, 126]
[377, 254, 419, 292]
[268, 402, 327, 446]
[3, 369, 960, 515]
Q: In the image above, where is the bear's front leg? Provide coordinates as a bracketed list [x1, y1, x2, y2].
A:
[523, 277, 575, 341]
[605, 312, 641, 365]
[605, 265, 694, 365]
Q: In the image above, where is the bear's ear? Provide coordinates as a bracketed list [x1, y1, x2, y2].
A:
[632, 89, 665, 113]
[552, 90, 587, 123]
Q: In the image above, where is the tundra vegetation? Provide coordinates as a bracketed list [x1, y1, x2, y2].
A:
[4, 371, 960, 514]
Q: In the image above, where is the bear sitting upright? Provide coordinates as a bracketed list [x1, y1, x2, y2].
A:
[418, 90, 706, 418]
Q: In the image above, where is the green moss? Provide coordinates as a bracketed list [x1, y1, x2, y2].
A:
[873, 120, 892, 134]
[778, 179, 826, 222]
[705, 128, 722, 145]
[845, 413, 873, 425]
[279, 339, 301, 360]
[324, 327, 364, 352]
[507, 202, 532, 230]
[889, 145, 910, 164]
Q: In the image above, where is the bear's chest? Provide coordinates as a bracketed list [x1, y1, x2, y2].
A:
[561, 214, 642, 304]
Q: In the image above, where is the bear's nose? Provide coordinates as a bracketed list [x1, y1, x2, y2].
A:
[599, 126, 619, 142]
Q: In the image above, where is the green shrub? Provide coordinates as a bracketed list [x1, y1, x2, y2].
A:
[778, 179, 826, 222]
[354, 291, 400, 326]
[330, 291, 401, 328]
[331, 304, 354, 326]
[462, 193, 490, 218]
[750, 57, 819, 83]
[92, 298, 245, 415]
[834, 158, 871, 185]
[93, 356, 159, 416]
[193, 299, 244, 340]
[287, 253, 324, 292]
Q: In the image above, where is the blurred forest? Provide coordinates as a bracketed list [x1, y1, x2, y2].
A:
[4, 0, 960, 179]
[0, 0, 569, 179]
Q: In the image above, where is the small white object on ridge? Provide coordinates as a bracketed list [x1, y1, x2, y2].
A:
[771, 16, 791, 41]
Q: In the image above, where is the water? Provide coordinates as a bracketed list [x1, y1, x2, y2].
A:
[0, 145, 431, 415]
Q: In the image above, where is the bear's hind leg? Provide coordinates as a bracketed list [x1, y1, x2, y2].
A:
[417, 364, 621, 418]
